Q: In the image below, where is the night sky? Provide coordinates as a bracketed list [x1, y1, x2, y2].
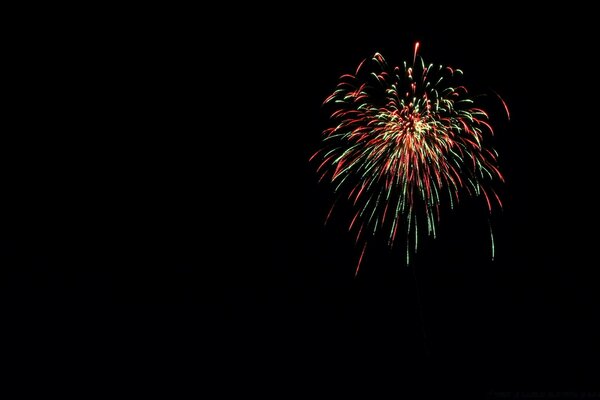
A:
[3, 7, 599, 398]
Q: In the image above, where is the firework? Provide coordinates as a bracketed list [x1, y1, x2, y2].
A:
[311, 42, 506, 275]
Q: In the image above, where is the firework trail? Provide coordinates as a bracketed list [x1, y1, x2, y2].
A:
[311, 42, 506, 275]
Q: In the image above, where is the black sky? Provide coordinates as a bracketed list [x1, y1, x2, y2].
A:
[3, 7, 599, 399]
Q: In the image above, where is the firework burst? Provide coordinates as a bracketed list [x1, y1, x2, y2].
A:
[311, 42, 506, 275]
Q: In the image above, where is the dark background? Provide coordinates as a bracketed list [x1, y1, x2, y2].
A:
[3, 6, 598, 398]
